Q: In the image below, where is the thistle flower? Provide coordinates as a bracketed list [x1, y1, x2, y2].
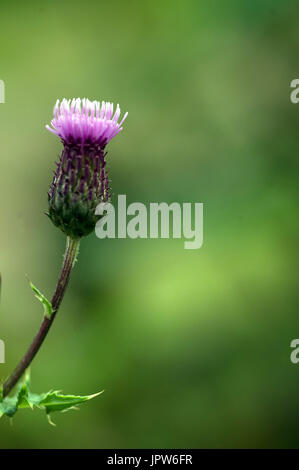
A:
[1, 98, 129, 414]
[46, 98, 128, 238]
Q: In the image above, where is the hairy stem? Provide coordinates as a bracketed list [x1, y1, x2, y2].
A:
[2, 236, 80, 398]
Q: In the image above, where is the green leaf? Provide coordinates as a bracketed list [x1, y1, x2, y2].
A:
[39, 390, 103, 414]
[27, 278, 53, 318]
[0, 376, 103, 423]
[0, 396, 18, 418]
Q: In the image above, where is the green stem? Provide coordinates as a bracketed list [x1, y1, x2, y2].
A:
[2, 236, 80, 398]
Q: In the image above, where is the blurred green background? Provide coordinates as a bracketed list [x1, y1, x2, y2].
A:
[0, 0, 298, 449]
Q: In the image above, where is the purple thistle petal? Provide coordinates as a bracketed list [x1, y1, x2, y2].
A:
[46, 98, 127, 147]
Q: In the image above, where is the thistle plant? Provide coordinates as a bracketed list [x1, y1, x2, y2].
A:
[0, 98, 127, 422]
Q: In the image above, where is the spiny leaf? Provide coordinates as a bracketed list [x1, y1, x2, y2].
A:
[0, 376, 103, 423]
[0, 396, 18, 418]
[39, 390, 104, 414]
[27, 278, 53, 319]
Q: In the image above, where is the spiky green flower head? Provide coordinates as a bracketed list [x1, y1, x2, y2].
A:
[46, 98, 128, 238]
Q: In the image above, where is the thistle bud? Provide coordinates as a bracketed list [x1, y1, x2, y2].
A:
[46, 98, 127, 238]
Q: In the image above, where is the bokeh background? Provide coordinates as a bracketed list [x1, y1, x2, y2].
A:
[0, 0, 298, 449]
